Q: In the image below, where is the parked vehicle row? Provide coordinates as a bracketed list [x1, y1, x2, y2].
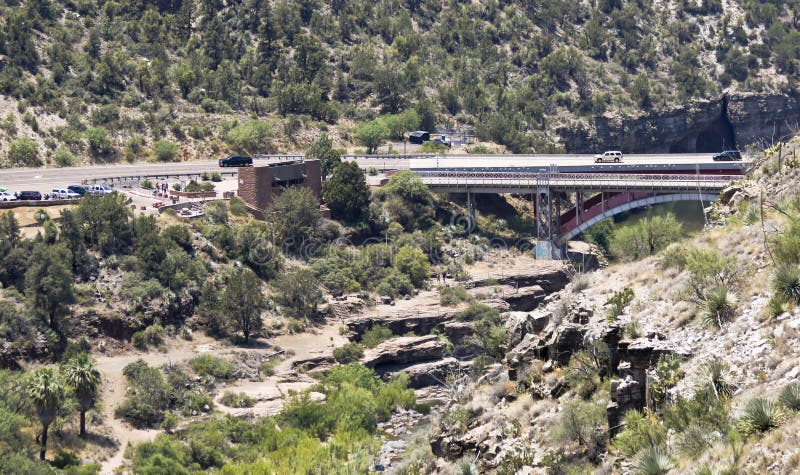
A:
[0, 185, 115, 203]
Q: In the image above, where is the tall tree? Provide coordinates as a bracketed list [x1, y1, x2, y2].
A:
[273, 268, 323, 322]
[322, 161, 370, 223]
[305, 134, 341, 179]
[219, 267, 266, 342]
[27, 368, 65, 461]
[62, 353, 101, 437]
[25, 243, 74, 333]
[268, 187, 322, 254]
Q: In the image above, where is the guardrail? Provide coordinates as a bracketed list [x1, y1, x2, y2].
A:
[253, 154, 305, 161]
[87, 171, 238, 184]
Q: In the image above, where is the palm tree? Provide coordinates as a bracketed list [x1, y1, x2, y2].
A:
[27, 368, 65, 460]
[63, 353, 101, 437]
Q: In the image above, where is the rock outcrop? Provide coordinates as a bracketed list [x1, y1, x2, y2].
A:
[347, 311, 454, 340]
[379, 358, 464, 388]
[361, 335, 445, 368]
[503, 285, 546, 312]
[556, 92, 800, 154]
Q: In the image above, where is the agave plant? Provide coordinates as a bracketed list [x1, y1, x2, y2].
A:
[779, 382, 800, 411]
[702, 357, 738, 400]
[772, 265, 800, 304]
[737, 398, 785, 436]
[633, 446, 673, 475]
[701, 286, 738, 328]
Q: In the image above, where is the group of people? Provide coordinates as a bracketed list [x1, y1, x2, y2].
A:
[152, 182, 170, 196]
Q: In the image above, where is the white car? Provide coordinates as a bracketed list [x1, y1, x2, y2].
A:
[594, 151, 623, 163]
[0, 191, 17, 201]
[51, 188, 81, 199]
[88, 184, 114, 195]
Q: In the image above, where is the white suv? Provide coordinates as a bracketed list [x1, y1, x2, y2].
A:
[0, 191, 17, 201]
[594, 151, 623, 163]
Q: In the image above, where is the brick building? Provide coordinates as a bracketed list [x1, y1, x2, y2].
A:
[237, 159, 322, 218]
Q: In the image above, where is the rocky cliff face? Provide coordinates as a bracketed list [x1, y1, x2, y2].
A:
[557, 92, 800, 154]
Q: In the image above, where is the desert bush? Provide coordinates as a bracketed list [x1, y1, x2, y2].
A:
[737, 398, 784, 436]
[229, 196, 248, 216]
[53, 147, 76, 167]
[623, 320, 642, 339]
[685, 248, 740, 303]
[674, 423, 717, 457]
[764, 294, 790, 320]
[185, 180, 215, 192]
[554, 399, 607, 453]
[605, 286, 634, 321]
[153, 140, 179, 162]
[613, 410, 666, 456]
[779, 383, 800, 411]
[439, 286, 473, 306]
[565, 340, 608, 398]
[633, 446, 673, 475]
[610, 213, 682, 261]
[772, 265, 800, 304]
[333, 342, 364, 364]
[219, 391, 256, 408]
[132, 323, 166, 350]
[361, 325, 394, 348]
[702, 357, 738, 400]
[191, 354, 234, 380]
[701, 286, 738, 328]
[115, 360, 171, 427]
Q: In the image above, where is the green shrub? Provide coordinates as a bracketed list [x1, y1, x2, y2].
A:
[764, 294, 790, 320]
[605, 286, 634, 321]
[153, 140, 180, 162]
[185, 180, 215, 192]
[772, 265, 800, 304]
[779, 383, 800, 411]
[633, 446, 673, 475]
[226, 120, 272, 155]
[333, 342, 364, 364]
[361, 326, 394, 348]
[191, 354, 234, 380]
[219, 391, 256, 408]
[132, 323, 166, 350]
[229, 196, 248, 216]
[702, 357, 737, 400]
[610, 213, 682, 261]
[115, 360, 171, 427]
[701, 286, 738, 328]
[7, 137, 41, 167]
[554, 399, 607, 450]
[565, 340, 608, 398]
[53, 147, 76, 167]
[260, 359, 279, 376]
[613, 410, 666, 456]
[439, 286, 473, 306]
[141, 180, 154, 189]
[737, 398, 784, 436]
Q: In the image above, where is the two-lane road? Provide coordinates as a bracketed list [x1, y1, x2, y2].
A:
[0, 154, 748, 193]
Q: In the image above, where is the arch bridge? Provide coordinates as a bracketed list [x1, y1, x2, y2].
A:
[414, 168, 741, 258]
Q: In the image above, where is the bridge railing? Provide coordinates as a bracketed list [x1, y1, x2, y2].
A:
[415, 172, 740, 190]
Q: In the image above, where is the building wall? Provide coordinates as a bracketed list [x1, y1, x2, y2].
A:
[237, 159, 322, 217]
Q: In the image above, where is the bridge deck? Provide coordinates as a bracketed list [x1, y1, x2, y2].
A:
[418, 172, 738, 193]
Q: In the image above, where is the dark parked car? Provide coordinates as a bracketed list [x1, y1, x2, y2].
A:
[16, 191, 42, 200]
[712, 150, 742, 161]
[68, 185, 89, 196]
[218, 155, 253, 167]
[409, 131, 430, 144]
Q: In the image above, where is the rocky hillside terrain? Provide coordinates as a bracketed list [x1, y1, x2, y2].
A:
[1, 0, 799, 166]
[375, 136, 800, 473]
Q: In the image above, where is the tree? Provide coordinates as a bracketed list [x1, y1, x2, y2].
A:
[25, 243, 74, 332]
[394, 245, 430, 288]
[27, 368, 65, 461]
[268, 187, 321, 254]
[225, 120, 273, 155]
[354, 119, 389, 154]
[305, 134, 341, 179]
[273, 268, 323, 321]
[62, 353, 101, 437]
[322, 161, 370, 223]
[219, 267, 267, 342]
[7, 138, 41, 167]
[86, 127, 114, 158]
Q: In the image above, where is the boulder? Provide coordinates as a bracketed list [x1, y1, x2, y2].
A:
[361, 335, 445, 368]
[505, 310, 552, 348]
[546, 323, 587, 366]
[443, 321, 474, 339]
[292, 355, 335, 373]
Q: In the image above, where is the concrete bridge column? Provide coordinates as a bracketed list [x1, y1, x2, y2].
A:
[466, 191, 476, 229]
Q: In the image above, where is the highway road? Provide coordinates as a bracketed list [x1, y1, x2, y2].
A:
[0, 154, 747, 193]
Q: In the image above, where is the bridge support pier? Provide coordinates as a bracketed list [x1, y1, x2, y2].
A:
[466, 191, 476, 231]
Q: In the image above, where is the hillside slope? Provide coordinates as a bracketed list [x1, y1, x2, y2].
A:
[0, 0, 798, 166]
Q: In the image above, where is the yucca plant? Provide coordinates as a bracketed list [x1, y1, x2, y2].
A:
[737, 398, 785, 436]
[701, 286, 738, 328]
[779, 382, 800, 411]
[764, 294, 791, 320]
[772, 265, 800, 304]
[702, 357, 738, 400]
[633, 446, 673, 475]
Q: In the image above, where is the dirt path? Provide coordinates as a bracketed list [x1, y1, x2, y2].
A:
[94, 323, 347, 474]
